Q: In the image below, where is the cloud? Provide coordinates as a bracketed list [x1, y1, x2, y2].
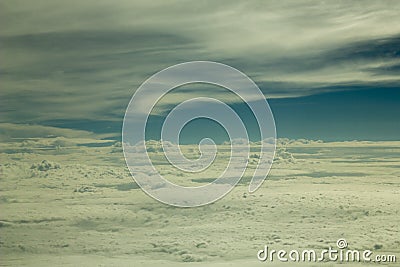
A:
[1, 0, 399, 125]
[0, 122, 101, 141]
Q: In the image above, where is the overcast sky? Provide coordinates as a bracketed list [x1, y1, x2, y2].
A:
[1, 1, 399, 141]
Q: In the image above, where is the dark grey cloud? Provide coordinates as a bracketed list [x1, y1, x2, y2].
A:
[367, 62, 400, 76]
[331, 35, 400, 60]
[0, 30, 202, 122]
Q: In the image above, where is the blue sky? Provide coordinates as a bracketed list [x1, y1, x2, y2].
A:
[1, 1, 399, 141]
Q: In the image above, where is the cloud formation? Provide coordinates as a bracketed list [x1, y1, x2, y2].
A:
[1, 0, 399, 124]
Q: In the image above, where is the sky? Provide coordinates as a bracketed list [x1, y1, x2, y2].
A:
[1, 0, 399, 142]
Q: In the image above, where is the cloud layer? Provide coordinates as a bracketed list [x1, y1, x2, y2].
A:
[1, 0, 399, 125]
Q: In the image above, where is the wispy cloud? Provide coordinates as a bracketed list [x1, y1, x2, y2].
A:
[1, 0, 399, 124]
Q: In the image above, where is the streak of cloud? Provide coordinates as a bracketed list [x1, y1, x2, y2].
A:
[1, 0, 399, 124]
